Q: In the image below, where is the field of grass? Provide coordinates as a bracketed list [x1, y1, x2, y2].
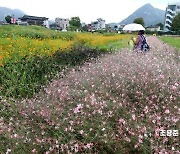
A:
[0, 25, 130, 98]
[159, 36, 180, 49]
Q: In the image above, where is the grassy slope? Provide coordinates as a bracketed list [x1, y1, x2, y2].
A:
[0, 25, 131, 98]
[0, 25, 76, 40]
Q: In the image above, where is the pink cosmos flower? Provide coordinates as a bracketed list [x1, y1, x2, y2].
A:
[165, 109, 170, 114]
[154, 127, 160, 139]
[125, 137, 131, 142]
[32, 149, 36, 153]
[118, 118, 125, 125]
[118, 128, 123, 135]
[73, 104, 83, 114]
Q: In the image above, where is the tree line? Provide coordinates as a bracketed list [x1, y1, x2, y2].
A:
[4, 14, 180, 32]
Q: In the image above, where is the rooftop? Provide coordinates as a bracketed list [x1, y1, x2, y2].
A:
[168, 2, 180, 6]
[19, 15, 48, 20]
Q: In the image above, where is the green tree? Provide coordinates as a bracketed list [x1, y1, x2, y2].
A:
[156, 23, 164, 30]
[82, 25, 88, 31]
[171, 13, 180, 31]
[133, 17, 145, 26]
[5, 15, 12, 24]
[69, 17, 81, 30]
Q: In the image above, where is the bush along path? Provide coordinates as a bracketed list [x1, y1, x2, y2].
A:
[0, 46, 104, 98]
[0, 36, 179, 153]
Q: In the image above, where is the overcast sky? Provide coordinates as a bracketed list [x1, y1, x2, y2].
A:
[0, 0, 178, 23]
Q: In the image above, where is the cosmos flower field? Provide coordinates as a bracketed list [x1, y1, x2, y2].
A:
[0, 26, 179, 153]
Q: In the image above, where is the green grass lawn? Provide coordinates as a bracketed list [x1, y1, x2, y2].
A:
[160, 36, 180, 49]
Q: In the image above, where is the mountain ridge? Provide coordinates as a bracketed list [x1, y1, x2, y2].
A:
[0, 6, 25, 21]
[119, 3, 165, 26]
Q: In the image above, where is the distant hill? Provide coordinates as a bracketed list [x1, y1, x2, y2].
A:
[120, 3, 165, 26]
[0, 6, 25, 21]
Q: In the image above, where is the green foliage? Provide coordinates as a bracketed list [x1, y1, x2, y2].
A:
[0, 25, 129, 98]
[0, 46, 105, 98]
[0, 56, 60, 98]
[69, 17, 81, 30]
[5, 15, 11, 24]
[156, 23, 164, 30]
[133, 17, 145, 26]
[145, 30, 158, 35]
[157, 30, 180, 36]
[67, 25, 77, 31]
[81, 25, 88, 31]
[171, 13, 180, 31]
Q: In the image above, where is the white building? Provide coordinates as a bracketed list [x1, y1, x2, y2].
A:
[164, 2, 180, 31]
[91, 18, 105, 31]
[55, 18, 69, 30]
[146, 25, 160, 31]
[16, 20, 29, 26]
[108, 24, 123, 31]
[43, 20, 49, 28]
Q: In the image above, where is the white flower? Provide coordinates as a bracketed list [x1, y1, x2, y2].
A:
[102, 128, 105, 131]
[6, 149, 11, 154]
[112, 73, 115, 77]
